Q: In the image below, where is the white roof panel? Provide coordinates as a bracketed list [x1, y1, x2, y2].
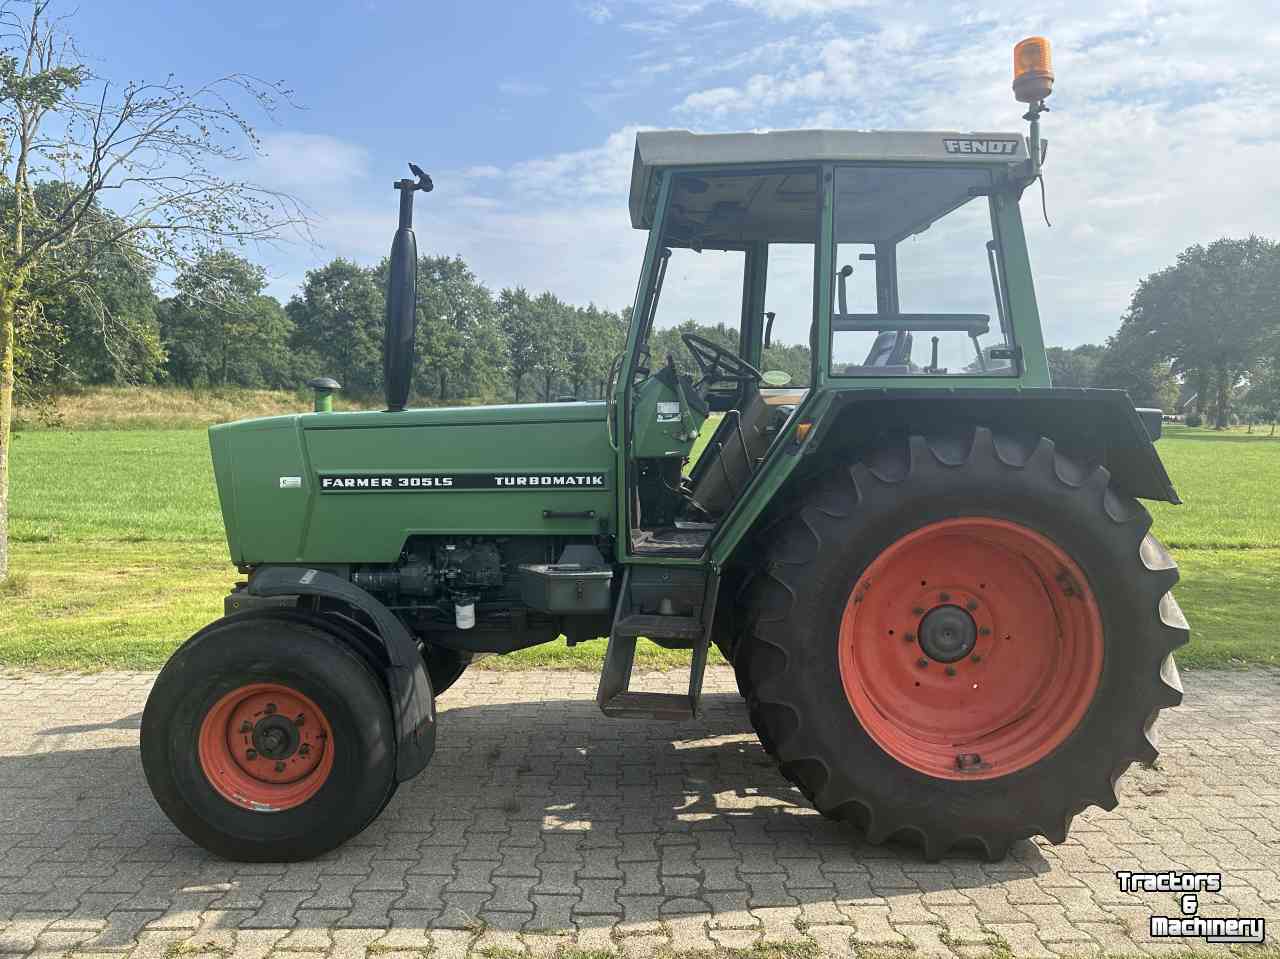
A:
[629, 129, 1030, 228]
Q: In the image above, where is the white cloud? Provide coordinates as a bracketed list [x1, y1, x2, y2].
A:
[254, 0, 1280, 357]
[250, 132, 370, 189]
[729, 0, 869, 17]
[259, 128, 650, 312]
[661, 0, 1280, 346]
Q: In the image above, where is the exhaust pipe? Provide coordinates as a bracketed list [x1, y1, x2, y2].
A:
[384, 163, 433, 412]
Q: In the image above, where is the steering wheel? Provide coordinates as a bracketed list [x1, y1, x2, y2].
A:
[680, 332, 763, 390]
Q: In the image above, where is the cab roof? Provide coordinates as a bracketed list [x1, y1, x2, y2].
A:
[628, 129, 1031, 229]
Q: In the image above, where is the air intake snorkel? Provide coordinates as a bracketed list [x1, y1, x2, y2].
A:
[384, 163, 433, 412]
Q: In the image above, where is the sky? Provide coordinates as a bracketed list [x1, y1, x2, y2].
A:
[68, 0, 1280, 351]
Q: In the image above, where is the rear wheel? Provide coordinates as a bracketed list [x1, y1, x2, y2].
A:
[740, 427, 1188, 860]
[142, 613, 397, 861]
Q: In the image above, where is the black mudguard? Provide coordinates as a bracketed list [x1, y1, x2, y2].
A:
[804, 388, 1179, 504]
[248, 566, 435, 782]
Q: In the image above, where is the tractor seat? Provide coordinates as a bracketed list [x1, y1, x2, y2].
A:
[863, 330, 913, 366]
[837, 330, 914, 376]
[685, 388, 774, 518]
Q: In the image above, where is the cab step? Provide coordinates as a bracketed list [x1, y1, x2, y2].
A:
[596, 567, 719, 721]
[612, 613, 703, 643]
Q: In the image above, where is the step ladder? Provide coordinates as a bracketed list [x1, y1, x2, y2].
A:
[596, 567, 719, 720]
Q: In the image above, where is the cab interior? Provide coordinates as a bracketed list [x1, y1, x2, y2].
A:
[623, 162, 1008, 557]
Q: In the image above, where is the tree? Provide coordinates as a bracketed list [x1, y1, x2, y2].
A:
[0, 0, 304, 578]
[160, 252, 292, 388]
[1120, 237, 1280, 428]
[529, 291, 572, 402]
[287, 258, 383, 396]
[3, 182, 163, 395]
[564, 304, 625, 400]
[1243, 355, 1280, 436]
[1092, 331, 1179, 411]
[1047, 344, 1105, 388]
[497, 287, 538, 402]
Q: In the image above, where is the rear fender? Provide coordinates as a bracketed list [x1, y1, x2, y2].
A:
[716, 388, 1178, 568]
[248, 566, 435, 783]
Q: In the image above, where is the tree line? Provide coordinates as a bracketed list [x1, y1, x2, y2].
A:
[16, 233, 815, 407]
[17, 220, 1280, 430]
[1047, 237, 1280, 431]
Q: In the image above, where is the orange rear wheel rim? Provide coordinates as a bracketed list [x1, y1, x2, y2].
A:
[197, 683, 334, 811]
[838, 517, 1103, 781]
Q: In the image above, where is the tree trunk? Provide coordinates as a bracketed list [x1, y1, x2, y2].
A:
[1195, 369, 1209, 418]
[544, 373, 552, 402]
[1214, 365, 1230, 429]
[513, 372, 522, 403]
[0, 287, 15, 581]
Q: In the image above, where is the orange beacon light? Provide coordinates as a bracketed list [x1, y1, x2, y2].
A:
[1013, 36, 1054, 104]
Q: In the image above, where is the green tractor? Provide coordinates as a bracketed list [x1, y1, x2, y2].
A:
[141, 39, 1187, 862]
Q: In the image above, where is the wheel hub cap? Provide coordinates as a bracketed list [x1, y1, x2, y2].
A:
[251, 715, 300, 760]
[918, 605, 977, 663]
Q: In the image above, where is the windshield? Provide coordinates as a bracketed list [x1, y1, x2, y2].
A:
[631, 169, 820, 386]
[831, 165, 1015, 377]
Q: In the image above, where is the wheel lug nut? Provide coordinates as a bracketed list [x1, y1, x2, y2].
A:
[246, 749, 257, 760]
[239, 721, 253, 734]
[916, 658, 928, 668]
[966, 600, 979, 611]
[979, 627, 991, 637]
[294, 714, 305, 727]
[912, 607, 925, 616]
[945, 666, 957, 677]
[903, 632, 915, 643]
[939, 592, 951, 602]
[264, 703, 277, 715]
[275, 761, 286, 773]
[299, 744, 311, 756]
[972, 654, 982, 663]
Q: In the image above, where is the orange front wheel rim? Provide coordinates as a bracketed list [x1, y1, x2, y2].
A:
[838, 517, 1104, 781]
[197, 683, 334, 811]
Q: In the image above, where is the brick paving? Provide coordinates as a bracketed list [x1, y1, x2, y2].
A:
[0, 666, 1277, 957]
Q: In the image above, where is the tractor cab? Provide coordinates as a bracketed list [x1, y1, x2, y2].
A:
[618, 129, 1048, 559]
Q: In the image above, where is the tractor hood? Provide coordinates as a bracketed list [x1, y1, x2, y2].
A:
[209, 401, 613, 566]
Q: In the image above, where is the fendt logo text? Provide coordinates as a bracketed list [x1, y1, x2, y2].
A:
[943, 138, 1019, 155]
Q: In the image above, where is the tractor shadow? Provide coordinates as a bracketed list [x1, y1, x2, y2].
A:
[0, 689, 1052, 945]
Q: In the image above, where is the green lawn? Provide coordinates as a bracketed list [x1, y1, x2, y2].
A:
[1, 424, 1276, 670]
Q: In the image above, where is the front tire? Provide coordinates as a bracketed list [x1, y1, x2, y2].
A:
[740, 427, 1188, 860]
[141, 613, 397, 861]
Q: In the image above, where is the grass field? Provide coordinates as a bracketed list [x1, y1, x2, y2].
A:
[1, 421, 1277, 671]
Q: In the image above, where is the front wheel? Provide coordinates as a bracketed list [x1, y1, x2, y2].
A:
[740, 427, 1188, 860]
[141, 612, 397, 861]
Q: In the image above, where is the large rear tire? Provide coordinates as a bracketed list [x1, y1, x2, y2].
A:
[740, 427, 1187, 860]
[141, 613, 398, 862]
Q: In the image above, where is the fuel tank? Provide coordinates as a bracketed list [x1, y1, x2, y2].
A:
[209, 402, 614, 565]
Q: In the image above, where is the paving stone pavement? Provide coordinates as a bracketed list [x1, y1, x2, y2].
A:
[1, 666, 1278, 958]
